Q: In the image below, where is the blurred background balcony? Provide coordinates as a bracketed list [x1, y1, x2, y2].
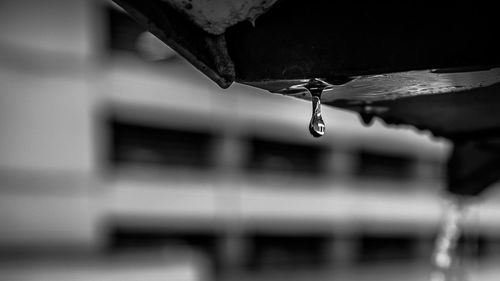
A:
[2, 1, 500, 280]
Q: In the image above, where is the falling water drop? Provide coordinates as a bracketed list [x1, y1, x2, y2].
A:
[430, 197, 469, 281]
[309, 88, 325, 137]
[275, 78, 333, 138]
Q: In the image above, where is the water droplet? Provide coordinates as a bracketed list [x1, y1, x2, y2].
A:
[303, 79, 331, 138]
[430, 198, 469, 281]
[309, 90, 325, 137]
[359, 112, 374, 126]
[359, 105, 374, 126]
[276, 78, 333, 138]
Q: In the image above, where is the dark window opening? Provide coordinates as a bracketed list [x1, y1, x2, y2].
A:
[357, 234, 418, 263]
[247, 233, 330, 270]
[108, 226, 220, 267]
[109, 119, 216, 170]
[356, 149, 414, 180]
[457, 234, 488, 259]
[246, 138, 327, 177]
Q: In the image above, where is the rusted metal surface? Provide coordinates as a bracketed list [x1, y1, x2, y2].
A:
[112, 0, 235, 88]
[161, 0, 279, 35]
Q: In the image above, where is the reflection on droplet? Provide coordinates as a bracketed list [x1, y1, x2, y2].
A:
[309, 93, 325, 137]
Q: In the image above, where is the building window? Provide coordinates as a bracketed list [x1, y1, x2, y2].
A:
[355, 149, 415, 180]
[109, 119, 216, 170]
[246, 137, 327, 177]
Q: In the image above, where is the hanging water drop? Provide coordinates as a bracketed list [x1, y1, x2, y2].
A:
[302, 79, 332, 138]
[359, 107, 374, 127]
[358, 104, 389, 127]
[309, 89, 325, 137]
[277, 78, 333, 138]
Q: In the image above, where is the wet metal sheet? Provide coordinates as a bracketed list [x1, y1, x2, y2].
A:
[244, 68, 500, 103]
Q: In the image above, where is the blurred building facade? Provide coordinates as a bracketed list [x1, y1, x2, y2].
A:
[2, 1, 500, 280]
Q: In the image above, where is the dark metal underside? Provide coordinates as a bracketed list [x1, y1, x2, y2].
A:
[113, 0, 500, 196]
